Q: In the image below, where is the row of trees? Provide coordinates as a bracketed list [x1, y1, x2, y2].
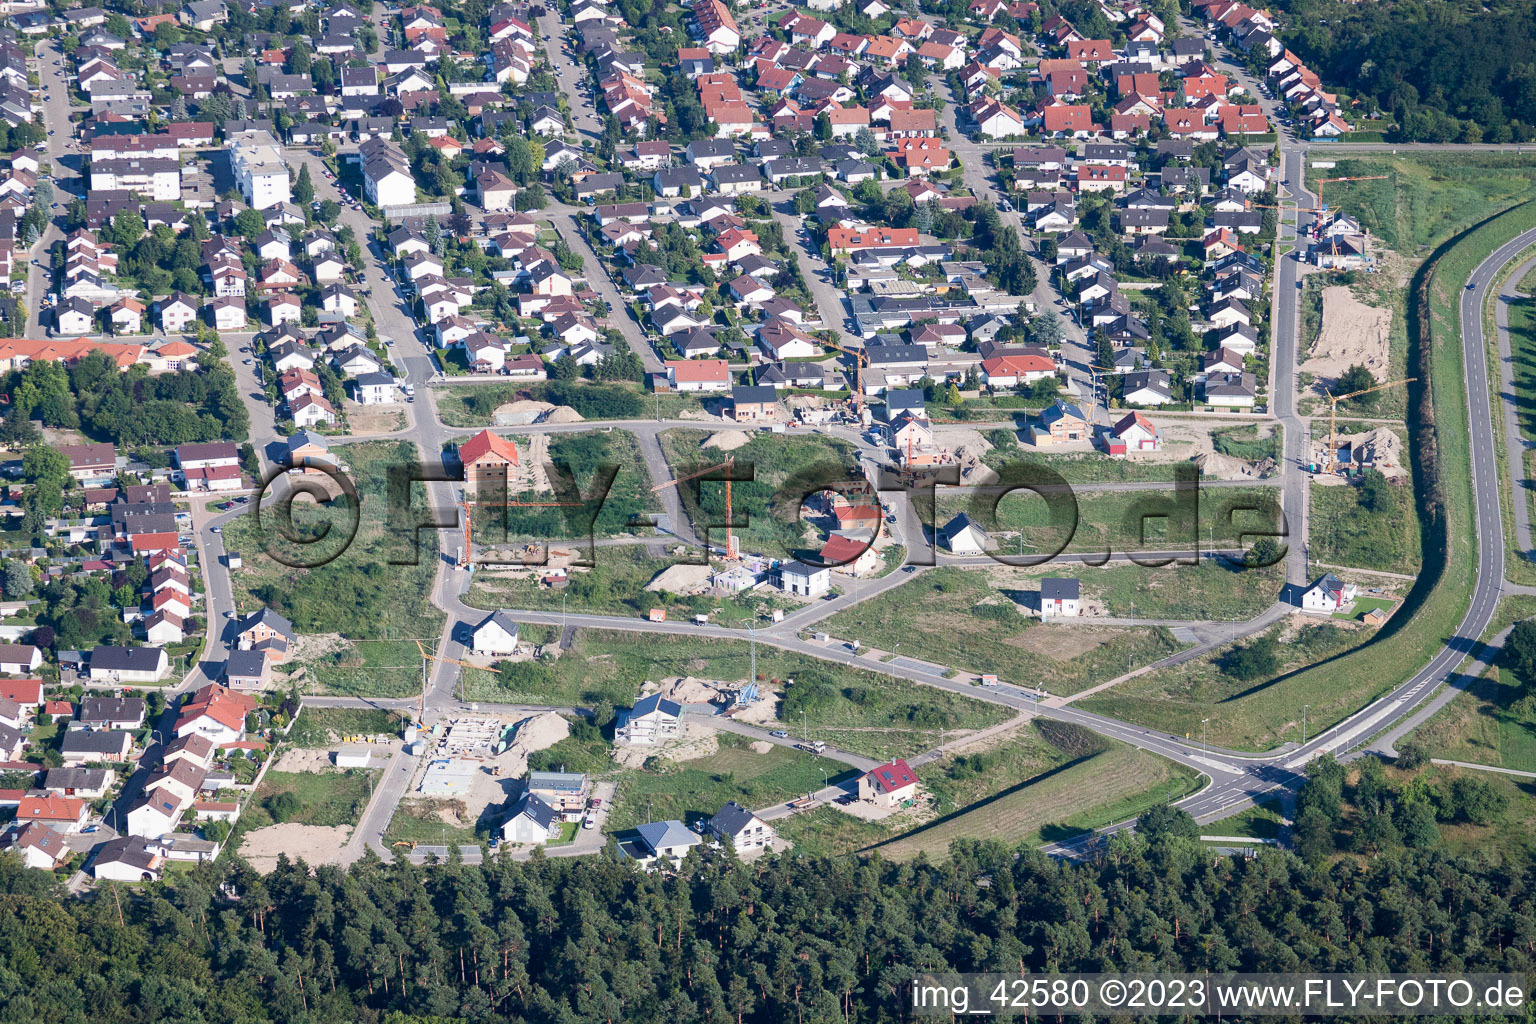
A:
[3, 810, 1535, 1023]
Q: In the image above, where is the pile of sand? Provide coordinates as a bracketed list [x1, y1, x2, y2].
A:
[1193, 451, 1276, 479]
[1315, 427, 1408, 479]
[494, 399, 556, 424]
[291, 633, 348, 662]
[660, 675, 732, 704]
[645, 563, 713, 593]
[750, 740, 774, 753]
[241, 823, 352, 873]
[509, 711, 569, 753]
[1302, 285, 1392, 382]
[544, 406, 584, 424]
[954, 446, 999, 484]
[702, 429, 752, 451]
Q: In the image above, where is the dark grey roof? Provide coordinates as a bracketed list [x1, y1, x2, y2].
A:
[708, 800, 760, 838]
[1040, 577, 1080, 600]
[89, 647, 164, 672]
[224, 650, 267, 678]
[80, 696, 145, 724]
[732, 384, 779, 404]
[240, 607, 295, 640]
[61, 729, 133, 755]
[510, 790, 558, 830]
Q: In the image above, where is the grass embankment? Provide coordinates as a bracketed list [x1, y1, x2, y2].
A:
[869, 742, 1201, 862]
[1411, 595, 1536, 772]
[659, 429, 861, 560]
[286, 707, 404, 747]
[1078, 202, 1524, 749]
[1498, 264, 1536, 583]
[815, 566, 1183, 695]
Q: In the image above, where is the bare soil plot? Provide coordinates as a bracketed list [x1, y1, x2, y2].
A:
[1301, 284, 1392, 384]
[241, 823, 352, 872]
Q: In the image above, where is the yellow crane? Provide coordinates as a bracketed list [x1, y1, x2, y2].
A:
[653, 456, 740, 558]
[818, 337, 870, 416]
[457, 494, 584, 568]
[1323, 377, 1415, 472]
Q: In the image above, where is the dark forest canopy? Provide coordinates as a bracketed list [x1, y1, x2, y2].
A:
[4, 829, 1536, 1024]
[1279, 0, 1536, 141]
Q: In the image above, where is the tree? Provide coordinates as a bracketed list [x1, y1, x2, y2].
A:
[1026, 313, 1063, 348]
[2, 561, 29, 599]
[1336, 362, 1378, 403]
[294, 164, 315, 206]
[234, 208, 266, 238]
[1507, 619, 1536, 689]
[1357, 468, 1395, 514]
[793, 188, 817, 215]
[22, 445, 68, 487]
[1220, 636, 1279, 680]
[1136, 804, 1200, 842]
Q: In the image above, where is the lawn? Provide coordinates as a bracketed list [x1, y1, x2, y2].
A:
[221, 440, 446, 642]
[1077, 617, 1362, 750]
[933, 485, 1283, 558]
[457, 628, 1014, 755]
[1335, 596, 1397, 622]
[870, 743, 1202, 862]
[603, 733, 854, 831]
[659, 429, 863, 560]
[463, 543, 796, 621]
[815, 566, 1185, 695]
[468, 429, 662, 544]
[286, 706, 404, 747]
[1308, 478, 1423, 575]
[435, 381, 709, 427]
[1071, 558, 1283, 621]
[248, 769, 377, 829]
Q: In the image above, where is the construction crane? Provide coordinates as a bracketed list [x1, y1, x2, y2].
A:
[818, 338, 870, 419]
[1313, 175, 1388, 229]
[653, 456, 739, 558]
[1322, 377, 1415, 472]
[412, 638, 471, 724]
[457, 493, 584, 568]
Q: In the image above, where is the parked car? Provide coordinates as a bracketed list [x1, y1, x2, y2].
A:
[770, 730, 788, 738]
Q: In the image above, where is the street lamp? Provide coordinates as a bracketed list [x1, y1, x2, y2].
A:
[1302, 704, 1309, 746]
[1201, 717, 1209, 759]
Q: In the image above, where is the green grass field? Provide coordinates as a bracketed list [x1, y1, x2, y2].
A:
[1310, 155, 1536, 252]
[933, 485, 1283, 557]
[383, 798, 487, 847]
[815, 567, 1185, 695]
[659, 429, 862, 560]
[1410, 665, 1536, 773]
[435, 381, 708, 427]
[248, 769, 377, 829]
[468, 429, 661, 544]
[457, 628, 1013, 755]
[221, 440, 445, 641]
[1205, 799, 1285, 840]
[1309, 478, 1423, 575]
[287, 639, 427, 699]
[603, 734, 854, 831]
[870, 743, 1201, 862]
[1071, 559, 1283, 620]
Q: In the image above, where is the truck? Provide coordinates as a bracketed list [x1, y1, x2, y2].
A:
[798, 740, 827, 754]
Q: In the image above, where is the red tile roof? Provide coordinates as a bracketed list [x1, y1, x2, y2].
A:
[866, 759, 917, 793]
